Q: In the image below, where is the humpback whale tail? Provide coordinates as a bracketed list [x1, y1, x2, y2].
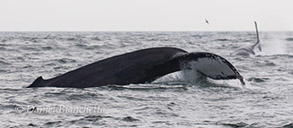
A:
[28, 47, 244, 88]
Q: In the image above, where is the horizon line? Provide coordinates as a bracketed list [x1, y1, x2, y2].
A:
[0, 30, 292, 32]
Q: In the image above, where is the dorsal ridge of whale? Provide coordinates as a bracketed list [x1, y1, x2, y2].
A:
[29, 76, 46, 87]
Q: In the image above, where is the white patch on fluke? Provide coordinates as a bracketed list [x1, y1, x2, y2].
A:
[188, 57, 235, 79]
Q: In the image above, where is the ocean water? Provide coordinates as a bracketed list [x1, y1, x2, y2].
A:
[0, 32, 293, 127]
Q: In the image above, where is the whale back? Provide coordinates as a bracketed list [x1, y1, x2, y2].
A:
[28, 47, 187, 88]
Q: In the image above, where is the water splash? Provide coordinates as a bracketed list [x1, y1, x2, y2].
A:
[260, 33, 288, 55]
[154, 61, 245, 88]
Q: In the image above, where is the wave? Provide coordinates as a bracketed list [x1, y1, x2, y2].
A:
[104, 84, 187, 91]
[0, 60, 10, 65]
[214, 38, 230, 41]
[282, 123, 293, 128]
[286, 37, 293, 41]
[55, 58, 77, 64]
[247, 77, 269, 83]
[221, 122, 248, 128]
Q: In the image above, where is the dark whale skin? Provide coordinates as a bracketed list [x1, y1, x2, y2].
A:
[28, 47, 187, 88]
[28, 47, 244, 88]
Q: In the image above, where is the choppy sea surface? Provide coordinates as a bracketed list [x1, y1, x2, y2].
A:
[1, 32, 293, 128]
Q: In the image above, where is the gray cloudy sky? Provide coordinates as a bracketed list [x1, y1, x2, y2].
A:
[0, 0, 292, 31]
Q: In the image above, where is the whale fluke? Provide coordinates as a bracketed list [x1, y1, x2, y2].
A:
[28, 47, 244, 88]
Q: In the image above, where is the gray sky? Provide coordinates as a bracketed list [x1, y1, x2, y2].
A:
[0, 0, 292, 31]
